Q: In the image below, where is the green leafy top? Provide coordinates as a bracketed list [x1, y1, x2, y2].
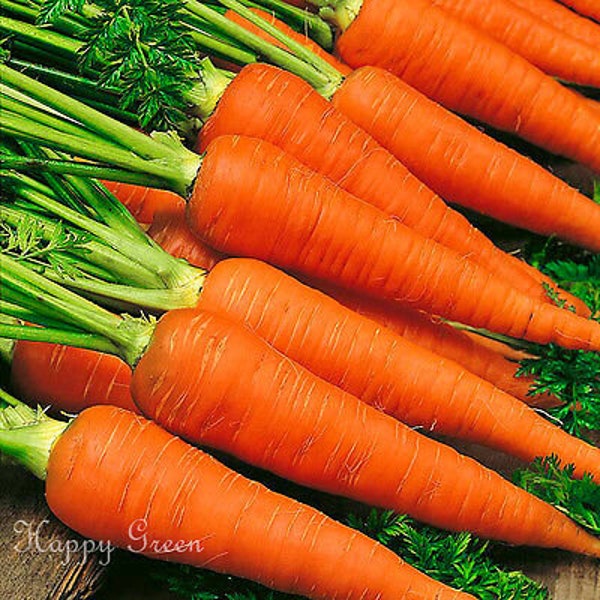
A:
[514, 455, 600, 535]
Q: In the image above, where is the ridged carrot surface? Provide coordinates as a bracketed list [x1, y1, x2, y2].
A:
[224, 12, 600, 259]
[510, 0, 600, 46]
[331, 66, 600, 251]
[198, 62, 565, 306]
[11, 341, 137, 414]
[188, 135, 600, 351]
[48, 406, 471, 599]
[131, 308, 600, 555]
[430, 0, 600, 86]
[101, 180, 184, 225]
[196, 259, 596, 475]
[335, 0, 600, 172]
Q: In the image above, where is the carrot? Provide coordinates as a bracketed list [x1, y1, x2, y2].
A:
[332, 0, 600, 171]
[510, 0, 600, 47]
[428, 0, 600, 87]
[222, 11, 600, 257]
[131, 307, 600, 555]
[324, 286, 559, 408]
[198, 62, 588, 310]
[147, 208, 223, 269]
[2, 404, 471, 600]
[188, 135, 600, 351]
[101, 180, 184, 225]
[10, 341, 137, 414]
[559, 0, 600, 22]
[196, 259, 592, 471]
[143, 204, 556, 407]
[330, 66, 600, 252]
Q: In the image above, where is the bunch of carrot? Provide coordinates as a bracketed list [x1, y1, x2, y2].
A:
[0, 0, 599, 597]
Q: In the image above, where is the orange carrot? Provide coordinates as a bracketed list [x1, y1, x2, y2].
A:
[559, 0, 600, 22]
[131, 307, 600, 555]
[196, 259, 592, 472]
[144, 207, 555, 407]
[188, 135, 600, 351]
[323, 286, 558, 408]
[199, 62, 586, 308]
[429, 0, 600, 86]
[12, 405, 470, 600]
[101, 180, 184, 225]
[223, 11, 600, 257]
[330, 66, 600, 252]
[510, 0, 600, 46]
[11, 341, 137, 414]
[147, 208, 224, 269]
[333, 0, 600, 172]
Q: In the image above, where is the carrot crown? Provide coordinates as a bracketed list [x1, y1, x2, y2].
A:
[0, 388, 68, 480]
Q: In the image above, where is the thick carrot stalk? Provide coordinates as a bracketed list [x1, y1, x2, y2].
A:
[429, 0, 600, 87]
[10, 341, 138, 414]
[188, 135, 600, 351]
[330, 66, 600, 252]
[559, 0, 600, 22]
[222, 12, 600, 259]
[197, 259, 592, 472]
[101, 180, 184, 225]
[38, 406, 472, 600]
[198, 62, 573, 308]
[131, 308, 600, 555]
[510, 0, 600, 47]
[334, 0, 600, 172]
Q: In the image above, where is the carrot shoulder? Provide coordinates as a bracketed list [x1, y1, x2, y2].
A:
[47, 406, 469, 600]
[335, 0, 600, 172]
[429, 0, 600, 86]
[131, 308, 600, 556]
[189, 135, 600, 351]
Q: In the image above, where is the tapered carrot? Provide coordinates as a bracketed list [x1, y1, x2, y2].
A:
[559, 0, 600, 22]
[2, 404, 471, 600]
[196, 259, 592, 472]
[10, 341, 137, 414]
[198, 61, 588, 310]
[188, 135, 600, 351]
[131, 307, 600, 555]
[101, 180, 184, 225]
[429, 0, 600, 86]
[510, 0, 600, 46]
[222, 10, 600, 255]
[330, 67, 600, 252]
[144, 209, 554, 407]
[329, 0, 600, 171]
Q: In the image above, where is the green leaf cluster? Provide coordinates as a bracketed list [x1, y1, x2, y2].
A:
[514, 455, 600, 534]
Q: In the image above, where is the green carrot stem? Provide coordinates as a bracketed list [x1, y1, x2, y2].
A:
[183, 0, 340, 95]
[0, 63, 188, 163]
[187, 27, 258, 65]
[0, 300, 82, 331]
[0, 388, 69, 480]
[241, 0, 334, 50]
[0, 15, 83, 57]
[0, 156, 169, 191]
[187, 58, 235, 121]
